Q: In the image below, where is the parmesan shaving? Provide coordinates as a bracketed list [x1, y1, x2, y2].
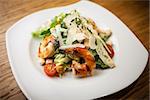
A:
[59, 44, 85, 50]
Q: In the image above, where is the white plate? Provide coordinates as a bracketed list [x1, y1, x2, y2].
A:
[6, 1, 148, 100]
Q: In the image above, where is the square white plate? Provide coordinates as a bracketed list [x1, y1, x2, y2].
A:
[6, 1, 148, 100]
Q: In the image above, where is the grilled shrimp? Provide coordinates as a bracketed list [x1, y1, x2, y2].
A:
[66, 47, 96, 77]
[72, 60, 89, 77]
[38, 35, 56, 58]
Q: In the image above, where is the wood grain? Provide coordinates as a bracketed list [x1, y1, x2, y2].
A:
[0, 0, 149, 100]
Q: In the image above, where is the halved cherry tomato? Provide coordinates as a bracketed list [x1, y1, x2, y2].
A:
[106, 44, 115, 58]
[44, 63, 57, 77]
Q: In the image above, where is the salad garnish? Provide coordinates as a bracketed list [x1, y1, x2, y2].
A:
[32, 10, 115, 77]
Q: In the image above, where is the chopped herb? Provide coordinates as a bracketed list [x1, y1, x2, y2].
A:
[72, 40, 79, 44]
[53, 40, 59, 49]
[71, 19, 75, 22]
[81, 25, 84, 29]
[63, 39, 67, 44]
[58, 49, 65, 54]
[61, 22, 67, 29]
[61, 32, 67, 38]
[102, 34, 111, 41]
[75, 18, 81, 25]
[95, 39, 98, 45]
[87, 28, 92, 34]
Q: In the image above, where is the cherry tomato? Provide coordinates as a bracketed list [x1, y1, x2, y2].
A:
[106, 44, 115, 58]
[44, 63, 57, 77]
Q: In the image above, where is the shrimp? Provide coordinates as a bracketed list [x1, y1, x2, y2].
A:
[66, 47, 96, 77]
[72, 60, 89, 77]
[38, 35, 56, 58]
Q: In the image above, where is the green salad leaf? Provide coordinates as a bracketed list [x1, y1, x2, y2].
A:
[95, 56, 109, 69]
[32, 27, 50, 39]
[89, 49, 109, 69]
[32, 12, 69, 39]
[54, 53, 70, 66]
[50, 13, 68, 29]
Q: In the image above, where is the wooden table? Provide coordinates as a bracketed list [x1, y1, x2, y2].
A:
[0, 0, 149, 100]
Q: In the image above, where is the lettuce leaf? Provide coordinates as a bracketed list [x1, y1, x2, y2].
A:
[32, 27, 50, 38]
[89, 49, 109, 69]
[50, 13, 68, 29]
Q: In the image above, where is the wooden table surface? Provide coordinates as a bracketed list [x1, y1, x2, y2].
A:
[0, 0, 149, 100]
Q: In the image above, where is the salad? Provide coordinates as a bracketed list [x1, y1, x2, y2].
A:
[32, 10, 115, 77]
